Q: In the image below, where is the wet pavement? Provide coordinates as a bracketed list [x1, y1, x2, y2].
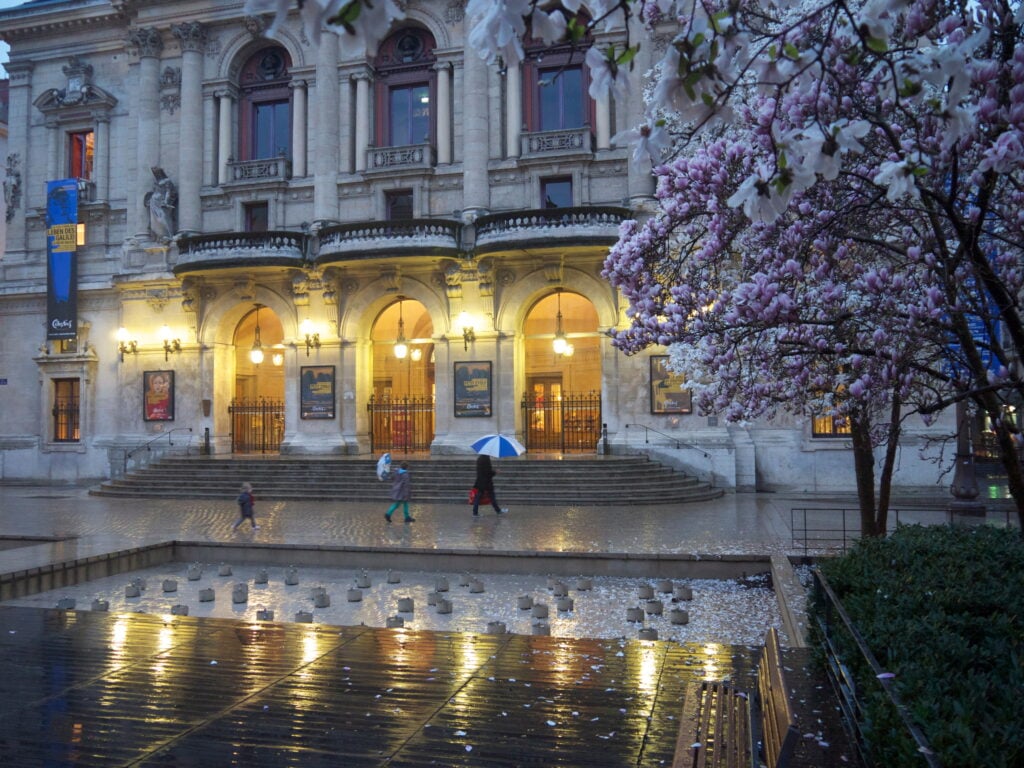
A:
[0, 481, 976, 766]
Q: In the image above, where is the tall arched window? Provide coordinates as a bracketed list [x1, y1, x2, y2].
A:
[522, 19, 594, 132]
[374, 29, 437, 147]
[239, 47, 293, 160]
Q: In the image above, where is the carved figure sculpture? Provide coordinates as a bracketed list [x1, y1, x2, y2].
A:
[144, 166, 177, 241]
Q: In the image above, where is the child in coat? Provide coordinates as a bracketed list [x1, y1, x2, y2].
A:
[385, 462, 414, 523]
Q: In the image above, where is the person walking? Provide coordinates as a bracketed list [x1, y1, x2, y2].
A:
[473, 454, 508, 516]
[233, 482, 259, 531]
[385, 462, 415, 523]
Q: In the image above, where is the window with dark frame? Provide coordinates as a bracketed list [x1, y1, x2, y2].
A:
[522, 16, 594, 134]
[375, 29, 437, 149]
[68, 130, 94, 179]
[245, 201, 270, 232]
[239, 47, 293, 162]
[812, 413, 852, 437]
[53, 378, 80, 442]
[538, 65, 584, 130]
[541, 177, 572, 208]
[386, 190, 414, 220]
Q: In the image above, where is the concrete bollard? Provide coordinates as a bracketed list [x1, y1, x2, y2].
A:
[626, 606, 645, 622]
[552, 581, 569, 597]
[171, 604, 189, 616]
[645, 600, 664, 616]
[517, 595, 534, 610]
[285, 567, 299, 586]
[355, 571, 371, 589]
[199, 588, 215, 602]
[125, 584, 141, 598]
[132, 577, 147, 591]
[397, 597, 414, 613]
[638, 627, 659, 640]
[233, 583, 249, 604]
[91, 599, 109, 611]
[486, 621, 507, 634]
[458, 573, 471, 587]
[657, 579, 674, 593]
[295, 611, 313, 623]
[673, 586, 693, 601]
[576, 577, 593, 591]
[162, 579, 177, 593]
[436, 598, 453, 614]
[386, 615, 405, 628]
[218, 564, 232, 577]
[435, 577, 449, 592]
[187, 564, 202, 581]
[256, 608, 275, 621]
[531, 603, 549, 619]
[254, 568, 269, 584]
[669, 608, 690, 625]
[387, 570, 401, 584]
[532, 621, 551, 636]
[427, 591, 439, 606]
[313, 592, 330, 608]
[637, 584, 654, 600]
[469, 579, 485, 593]
[56, 597, 76, 610]
[311, 586, 327, 599]
[557, 596, 574, 612]
[347, 588, 363, 603]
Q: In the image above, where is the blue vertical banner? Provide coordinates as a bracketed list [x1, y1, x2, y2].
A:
[46, 179, 79, 340]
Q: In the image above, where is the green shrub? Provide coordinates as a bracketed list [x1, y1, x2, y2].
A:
[812, 524, 1024, 768]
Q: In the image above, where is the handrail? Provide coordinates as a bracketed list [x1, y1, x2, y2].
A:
[811, 569, 941, 767]
[123, 428, 194, 475]
[623, 423, 710, 458]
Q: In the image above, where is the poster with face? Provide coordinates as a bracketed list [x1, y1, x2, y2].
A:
[143, 370, 174, 421]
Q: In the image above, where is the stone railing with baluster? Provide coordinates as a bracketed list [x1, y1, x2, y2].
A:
[520, 127, 595, 159]
[364, 143, 436, 174]
[316, 218, 461, 262]
[474, 206, 630, 251]
[226, 156, 292, 183]
[175, 231, 307, 269]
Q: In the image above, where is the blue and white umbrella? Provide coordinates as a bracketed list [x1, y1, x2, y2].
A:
[470, 434, 526, 458]
[376, 452, 392, 480]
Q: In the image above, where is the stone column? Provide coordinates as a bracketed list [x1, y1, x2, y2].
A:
[5, 61, 33, 247]
[172, 21, 206, 234]
[461, 23, 490, 217]
[128, 27, 164, 238]
[352, 70, 371, 174]
[435, 62, 452, 165]
[202, 90, 216, 186]
[505, 62, 521, 159]
[290, 80, 308, 178]
[314, 33, 340, 220]
[94, 115, 110, 202]
[45, 119, 59, 182]
[217, 90, 234, 185]
[625, 19, 655, 206]
[595, 95, 611, 150]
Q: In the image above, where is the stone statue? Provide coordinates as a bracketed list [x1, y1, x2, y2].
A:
[144, 166, 177, 241]
[4, 154, 22, 223]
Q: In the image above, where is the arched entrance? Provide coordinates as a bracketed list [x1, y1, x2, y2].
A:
[368, 297, 436, 453]
[523, 289, 602, 452]
[230, 303, 286, 453]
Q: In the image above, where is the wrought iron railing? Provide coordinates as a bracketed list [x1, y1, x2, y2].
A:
[229, 398, 285, 454]
[522, 392, 601, 453]
[367, 396, 435, 454]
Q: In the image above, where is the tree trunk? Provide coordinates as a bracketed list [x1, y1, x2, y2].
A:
[850, 409, 883, 537]
[993, 423, 1024, 532]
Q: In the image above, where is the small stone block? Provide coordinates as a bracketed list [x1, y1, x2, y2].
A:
[557, 596, 574, 612]
[310, 586, 326, 599]
[637, 584, 654, 600]
[218, 564, 232, 576]
[347, 588, 363, 602]
[626, 607, 644, 623]
[458, 573, 471, 587]
[171, 604, 189, 616]
[256, 608, 275, 621]
[125, 584, 141, 598]
[645, 600, 663, 615]
[355, 574, 371, 588]
[427, 592, 439, 606]
[670, 608, 690, 625]
[436, 598, 453, 614]
[397, 597, 414, 613]
[576, 578, 593, 591]
[486, 621, 507, 634]
[469, 580, 485, 593]
[233, 584, 248, 604]
[313, 592, 330, 608]
[552, 582, 569, 597]
[435, 577, 449, 592]
[532, 622, 550, 636]
[198, 588, 215, 602]
[91, 599, 109, 612]
[56, 597, 76, 610]
[162, 579, 177, 593]
[187, 564, 202, 581]
[673, 586, 693, 601]
[638, 628, 659, 641]
[285, 567, 299, 585]
[518, 595, 534, 610]
[295, 611, 313, 623]
[386, 615, 405, 628]
[254, 569, 269, 584]
[657, 579, 674, 593]
[387, 571, 401, 584]
[531, 603, 549, 619]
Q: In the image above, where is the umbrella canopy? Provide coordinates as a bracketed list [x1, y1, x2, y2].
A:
[376, 452, 392, 480]
[470, 434, 526, 458]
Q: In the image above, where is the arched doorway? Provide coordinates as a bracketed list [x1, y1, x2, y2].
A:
[523, 289, 602, 452]
[230, 303, 286, 453]
[368, 297, 436, 453]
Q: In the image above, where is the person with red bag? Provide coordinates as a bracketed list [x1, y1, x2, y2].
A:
[472, 454, 508, 516]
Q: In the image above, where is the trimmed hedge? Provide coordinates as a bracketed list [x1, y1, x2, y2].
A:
[813, 524, 1024, 768]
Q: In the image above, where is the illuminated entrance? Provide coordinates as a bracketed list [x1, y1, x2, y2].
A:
[368, 298, 436, 453]
[230, 303, 285, 453]
[522, 290, 602, 452]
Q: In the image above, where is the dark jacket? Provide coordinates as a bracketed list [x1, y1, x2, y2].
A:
[389, 469, 411, 501]
[474, 459, 496, 493]
[237, 491, 255, 518]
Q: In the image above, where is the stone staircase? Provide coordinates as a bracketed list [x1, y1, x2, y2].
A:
[89, 455, 723, 506]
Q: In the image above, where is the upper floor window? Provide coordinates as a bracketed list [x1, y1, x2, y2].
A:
[541, 177, 572, 208]
[386, 190, 414, 219]
[68, 130, 94, 179]
[523, 18, 593, 132]
[239, 47, 292, 161]
[245, 201, 269, 232]
[375, 29, 436, 148]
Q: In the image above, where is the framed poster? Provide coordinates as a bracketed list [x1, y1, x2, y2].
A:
[301, 365, 336, 419]
[143, 370, 175, 421]
[650, 356, 692, 414]
[454, 361, 492, 417]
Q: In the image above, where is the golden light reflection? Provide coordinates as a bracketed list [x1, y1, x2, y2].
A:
[702, 642, 726, 680]
[635, 643, 660, 694]
[301, 628, 322, 665]
[109, 617, 128, 654]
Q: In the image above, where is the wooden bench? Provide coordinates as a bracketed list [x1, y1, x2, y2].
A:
[673, 628, 798, 768]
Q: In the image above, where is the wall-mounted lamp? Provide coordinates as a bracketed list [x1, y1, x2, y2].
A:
[250, 303, 265, 365]
[458, 311, 475, 350]
[271, 344, 285, 367]
[394, 299, 408, 360]
[411, 347, 423, 362]
[552, 288, 568, 355]
[116, 327, 137, 362]
[300, 318, 320, 356]
[160, 325, 181, 361]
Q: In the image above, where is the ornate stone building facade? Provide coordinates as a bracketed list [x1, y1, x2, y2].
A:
[0, 0, 949, 492]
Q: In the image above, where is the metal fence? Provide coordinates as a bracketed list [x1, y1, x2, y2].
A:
[229, 398, 285, 454]
[367, 396, 435, 454]
[522, 391, 601, 453]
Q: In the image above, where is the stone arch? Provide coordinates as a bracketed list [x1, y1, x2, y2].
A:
[494, 265, 618, 333]
[215, 28, 307, 82]
[200, 285, 298, 348]
[338, 277, 448, 342]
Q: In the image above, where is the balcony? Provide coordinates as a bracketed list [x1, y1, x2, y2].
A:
[174, 231, 308, 274]
[519, 127, 595, 160]
[316, 219, 461, 264]
[224, 156, 292, 185]
[473, 206, 630, 254]
[364, 143, 436, 175]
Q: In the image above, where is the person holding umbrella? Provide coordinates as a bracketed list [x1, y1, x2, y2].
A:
[472, 454, 508, 516]
[384, 461, 415, 523]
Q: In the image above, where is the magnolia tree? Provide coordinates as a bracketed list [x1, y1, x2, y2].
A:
[249, 0, 1024, 528]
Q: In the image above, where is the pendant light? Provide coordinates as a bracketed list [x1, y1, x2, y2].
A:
[394, 299, 408, 359]
[552, 288, 567, 355]
[249, 303, 265, 365]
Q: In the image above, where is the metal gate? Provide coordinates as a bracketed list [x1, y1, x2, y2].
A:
[367, 395, 435, 453]
[229, 398, 285, 454]
[522, 391, 601, 453]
